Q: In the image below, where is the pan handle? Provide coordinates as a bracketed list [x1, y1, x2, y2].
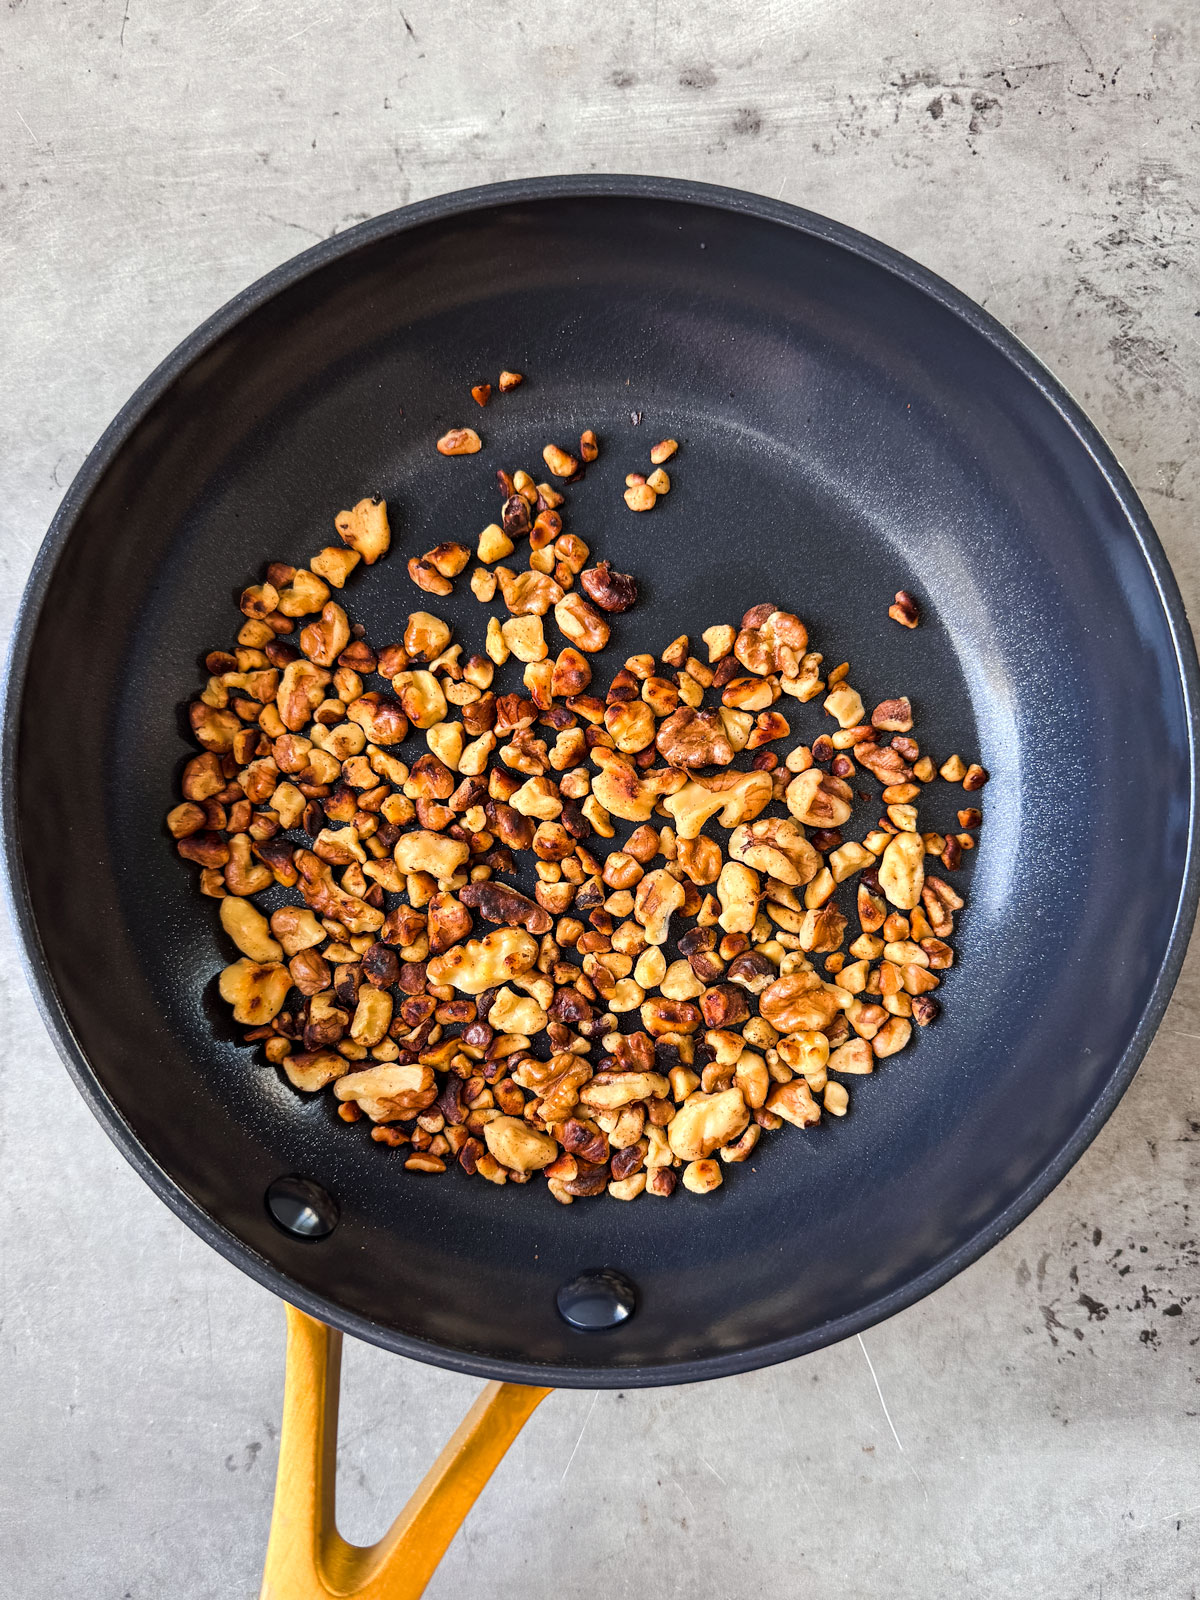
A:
[259, 1304, 552, 1600]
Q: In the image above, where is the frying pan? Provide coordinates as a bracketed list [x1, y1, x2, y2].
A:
[5, 176, 1197, 1597]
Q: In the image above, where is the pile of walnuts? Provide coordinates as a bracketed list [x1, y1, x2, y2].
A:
[169, 431, 985, 1203]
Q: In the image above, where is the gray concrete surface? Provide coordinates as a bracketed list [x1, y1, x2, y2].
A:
[2, 2, 1199, 1595]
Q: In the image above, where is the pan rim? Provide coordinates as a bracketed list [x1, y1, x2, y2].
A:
[4, 172, 1197, 1387]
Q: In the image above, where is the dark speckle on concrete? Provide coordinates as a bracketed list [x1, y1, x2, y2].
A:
[732, 108, 762, 137]
[679, 64, 716, 90]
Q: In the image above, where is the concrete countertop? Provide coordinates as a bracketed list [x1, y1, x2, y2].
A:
[2, 2, 1198, 1595]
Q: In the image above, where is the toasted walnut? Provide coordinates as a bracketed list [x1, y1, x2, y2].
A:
[640, 997, 702, 1036]
[798, 905, 847, 953]
[397, 611, 448, 662]
[760, 972, 841, 1034]
[308, 546, 359, 590]
[391, 670, 447, 730]
[497, 615, 545, 664]
[699, 624, 733, 664]
[457, 879, 550, 937]
[634, 869, 686, 946]
[294, 851, 384, 934]
[482, 1116, 557, 1173]
[653, 707, 734, 768]
[298, 602, 350, 668]
[728, 817, 820, 886]
[713, 709, 750, 754]
[678, 1159, 719, 1194]
[878, 831, 925, 910]
[550, 647, 591, 699]
[579, 561, 638, 613]
[488, 985, 548, 1034]
[823, 683, 865, 730]
[280, 1050, 347, 1093]
[218, 897, 281, 962]
[349, 988, 393, 1047]
[676, 835, 722, 886]
[218, 958, 290, 1025]
[426, 928, 538, 993]
[828, 1037, 874, 1074]
[716, 861, 760, 935]
[542, 443, 578, 478]
[733, 1050, 770, 1109]
[776, 1031, 830, 1076]
[668, 1088, 749, 1161]
[180, 752, 225, 802]
[734, 610, 808, 676]
[605, 699, 657, 753]
[660, 960, 705, 1002]
[269, 906, 325, 958]
[720, 676, 775, 712]
[394, 830, 469, 883]
[578, 1071, 670, 1111]
[276, 659, 331, 732]
[699, 984, 750, 1029]
[334, 1063, 437, 1120]
[555, 593, 610, 653]
[495, 568, 564, 617]
[765, 1079, 821, 1127]
[785, 769, 854, 829]
[872, 697, 913, 732]
[424, 891, 470, 955]
[590, 749, 687, 823]
[437, 428, 482, 456]
[663, 770, 773, 839]
[332, 497, 390, 564]
[224, 834, 273, 896]
[189, 702, 242, 753]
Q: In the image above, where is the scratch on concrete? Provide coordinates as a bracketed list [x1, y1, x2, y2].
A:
[858, 1333, 928, 1502]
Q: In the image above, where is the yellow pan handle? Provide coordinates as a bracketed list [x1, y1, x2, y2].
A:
[260, 1304, 552, 1600]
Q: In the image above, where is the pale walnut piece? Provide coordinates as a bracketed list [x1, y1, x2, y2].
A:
[785, 769, 854, 829]
[878, 831, 926, 910]
[668, 1088, 750, 1161]
[393, 830, 470, 882]
[484, 1116, 558, 1173]
[437, 428, 482, 456]
[219, 897, 281, 962]
[655, 707, 734, 768]
[760, 972, 842, 1034]
[554, 593, 610, 652]
[634, 868, 687, 946]
[663, 770, 773, 838]
[728, 817, 820, 886]
[335, 497, 391, 564]
[590, 749, 687, 823]
[218, 958, 290, 1025]
[426, 928, 539, 993]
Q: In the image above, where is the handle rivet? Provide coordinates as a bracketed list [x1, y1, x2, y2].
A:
[266, 1175, 338, 1239]
[556, 1268, 637, 1330]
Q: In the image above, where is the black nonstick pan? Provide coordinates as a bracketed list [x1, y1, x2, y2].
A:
[5, 176, 1198, 1401]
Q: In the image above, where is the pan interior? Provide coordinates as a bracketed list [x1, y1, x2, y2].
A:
[11, 187, 1195, 1383]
